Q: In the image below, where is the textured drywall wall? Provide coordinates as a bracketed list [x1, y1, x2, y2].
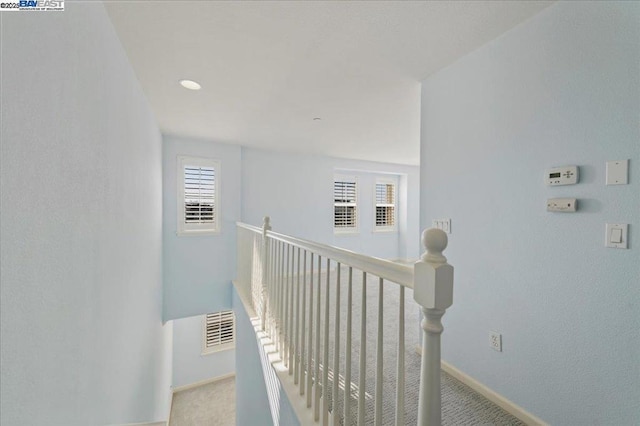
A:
[420, 1, 639, 424]
[172, 314, 235, 388]
[233, 289, 275, 426]
[163, 135, 242, 321]
[233, 287, 300, 426]
[0, 4, 171, 425]
[241, 147, 421, 260]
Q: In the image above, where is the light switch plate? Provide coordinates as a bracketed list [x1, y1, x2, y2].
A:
[432, 218, 451, 234]
[606, 160, 629, 185]
[605, 223, 628, 249]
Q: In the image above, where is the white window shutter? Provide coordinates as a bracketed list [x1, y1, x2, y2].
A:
[334, 177, 358, 232]
[184, 166, 215, 224]
[375, 180, 396, 230]
[203, 310, 235, 354]
[177, 156, 220, 235]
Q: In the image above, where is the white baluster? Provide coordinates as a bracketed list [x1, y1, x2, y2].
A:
[300, 250, 307, 396]
[271, 239, 277, 342]
[274, 241, 279, 350]
[332, 264, 341, 426]
[375, 277, 383, 426]
[314, 255, 322, 420]
[285, 244, 291, 368]
[395, 286, 405, 426]
[289, 245, 295, 374]
[306, 253, 315, 407]
[344, 267, 353, 425]
[357, 272, 367, 426]
[414, 229, 454, 426]
[260, 217, 271, 331]
[279, 241, 285, 358]
[322, 258, 331, 426]
[295, 247, 301, 384]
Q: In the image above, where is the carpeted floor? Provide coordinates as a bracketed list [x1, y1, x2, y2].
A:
[169, 377, 236, 426]
[168, 372, 523, 426]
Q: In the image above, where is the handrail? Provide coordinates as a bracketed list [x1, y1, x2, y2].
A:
[236, 218, 454, 426]
[236, 221, 414, 288]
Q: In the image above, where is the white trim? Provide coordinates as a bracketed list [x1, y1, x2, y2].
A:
[177, 155, 221, 236]
[167, 389, 174, 426]
[440, 359, 548, 426]
[237, 222, 413, 288]
[413, 345, 547, 425]
[109, 422, 166, 426]
[172, 372, 236, 394]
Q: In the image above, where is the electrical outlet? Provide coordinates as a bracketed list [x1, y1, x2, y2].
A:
[490, 332, 502, 352]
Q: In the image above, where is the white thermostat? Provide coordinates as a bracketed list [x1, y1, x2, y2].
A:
[546, 166, 578, 186]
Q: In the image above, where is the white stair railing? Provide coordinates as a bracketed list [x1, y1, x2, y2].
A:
[236, 217, 454, 426]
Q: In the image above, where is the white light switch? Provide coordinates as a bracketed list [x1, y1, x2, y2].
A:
[606, 160, 629, 185]
[610, 228, 622, 243]
[605, 223, 628, 249]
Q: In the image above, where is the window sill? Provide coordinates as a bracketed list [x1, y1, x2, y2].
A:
[201, 344, 235, 356]
[334, 229, 360, 236]
[373, 227, 398, 234]
[177, 229, 221, 237]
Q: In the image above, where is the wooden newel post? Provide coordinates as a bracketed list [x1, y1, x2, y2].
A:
[414, 228, 454, 426]
[261, 216, 271, 331]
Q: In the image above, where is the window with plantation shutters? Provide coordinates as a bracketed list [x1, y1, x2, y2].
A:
[334, 176, 358, 232]
[177, 156, 220, 235]
[203, 310, 235, 354]
[374, 179, 397, 231]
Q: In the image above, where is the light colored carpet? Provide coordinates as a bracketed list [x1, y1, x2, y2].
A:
[169, 377, 236, 426]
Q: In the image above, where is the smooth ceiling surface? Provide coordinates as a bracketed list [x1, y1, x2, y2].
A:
[105, 1, 553, 165]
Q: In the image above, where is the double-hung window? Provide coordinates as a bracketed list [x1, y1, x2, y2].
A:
[374, 179, 397, 231]
[334, 175, 358, 233]
[177, 156, 220, 236]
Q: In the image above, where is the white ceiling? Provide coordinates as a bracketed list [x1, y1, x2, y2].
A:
[105, 1, 553, 165]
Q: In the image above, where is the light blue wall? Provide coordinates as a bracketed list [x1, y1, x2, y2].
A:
[420, 2, 639, 424]
[163, 135, 242, 321]
[233, 288, 300, 426]
[0, 3, 172, 425]
[233, 289, 274, 426]
[241, 147, 421, 260]
[172, 315, 235, 388]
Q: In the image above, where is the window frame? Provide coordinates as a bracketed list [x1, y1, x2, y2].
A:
[177, 156, 221, 236]
[333, 174, 359, 235]
[202, 310, 235, 355]
[373, 177, 398, 233]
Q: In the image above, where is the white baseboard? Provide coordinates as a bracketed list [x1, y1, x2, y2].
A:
[111, 422, 166, 426]
[167, 389, 175, 426]
[172, 372, 236, 394]
[414, 345, 546, 425]
[440, 360, 548, 426]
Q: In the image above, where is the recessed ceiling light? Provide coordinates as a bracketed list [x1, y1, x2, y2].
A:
[179, 79, 201, 90]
